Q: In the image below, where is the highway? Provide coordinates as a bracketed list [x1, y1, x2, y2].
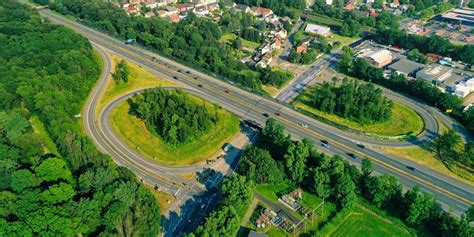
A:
[38, 8, 473, 222]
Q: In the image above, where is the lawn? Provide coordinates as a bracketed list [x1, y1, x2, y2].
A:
[30, 115, 59, 156]
[255, 183, 294, 202]
[144, 185, 175, 212]
[97, 54, 180, 117]
[220, 33, 260, 50]
[294, 87, 425, 138]
[110, 93, 240, 166]
[326, 204, 414, 237]
[380, 146, 474, 184]
[327, 33, 359, 45]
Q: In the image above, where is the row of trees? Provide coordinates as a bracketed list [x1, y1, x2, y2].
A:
[43, 0, 290, 91]
[432, 130, 474, 171]
[239, 119, 474, 236]
[191, 175, 253, 236]
[311, 79, 393, 124]
[0, 1, 161, 235]
[131, 88, 217, 145]
[288, 48, 319, 65]
[374, 28, 474, 66]
[338, 46, 474, 134]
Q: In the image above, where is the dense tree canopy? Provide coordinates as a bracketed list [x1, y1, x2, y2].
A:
[311, 80, 393, 124]
[40, 0, 291, 91]
[131, 88, 217, 145]
[0, 1, 160, 235]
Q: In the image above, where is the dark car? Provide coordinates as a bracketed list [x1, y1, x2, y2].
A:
[347, 153, 357, 159]
[263, 113, 270, 117]
[177, 69, 181, 72]
[186, 71, 191, 74]
[225, 90, 230, 94]
[406, 166, 416, 171]
[275, 112, 281, 116]
[198, 84, 203, 88]
[173, 76, 178, 80]
[357, 144, 366, 149]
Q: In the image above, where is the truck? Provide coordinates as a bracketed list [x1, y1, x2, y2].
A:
[223, 143, 232, 153]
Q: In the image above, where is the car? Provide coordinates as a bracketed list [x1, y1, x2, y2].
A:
[198, 84, 203, 88]
[263, 113, 270, 117]
[186, 71, 191, 74]
[275, 112, 281, 116]
[357, 144, 366, 149]
[151, 57, 157, 61]
[300, 123, 308, 128]
[320, 140, 329, 144]
[224, 90, 230, 94]
[406, 166, 416, 171]
[177, 69, 181, 73]
[173, 76, 178, 80]
[193, 76, 198, 80]
[347, 153, 357, 159]
[322, 143, 329, 149]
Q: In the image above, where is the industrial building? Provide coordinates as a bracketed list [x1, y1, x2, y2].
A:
[387, 59, 424, 77]
[439, 9, 474, 27]
[416, 65, 453, 85]
[357, 49, 393, 68]
[305, 23, 331, 36]
[454, 78, 474, 98]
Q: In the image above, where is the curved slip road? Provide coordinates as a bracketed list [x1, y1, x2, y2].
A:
[41, 9, 473, 215]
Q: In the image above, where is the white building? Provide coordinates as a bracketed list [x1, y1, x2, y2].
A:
[454, 78, 474, 98]
[357, 49, 393, 68]
[416, 65, 453, 84]
[305, 23, 331, 36]
[325, 0, 333, 5]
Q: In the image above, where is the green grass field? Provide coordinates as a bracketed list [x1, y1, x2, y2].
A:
[327, 205, 413, 237]
[110, 94, 240, 166]
[294, 87, 424, 138]
[220, 33, 260, 50]
[30, 115, 59, 156]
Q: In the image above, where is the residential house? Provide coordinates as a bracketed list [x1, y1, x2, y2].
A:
[256, 7, 273, 17]
[454, 78, 474, 98]
[270, 36, 281, 51]
[194, 5, 209, 16]
[119, 2, 130, 8]
[234, 4, 251, 13]
[207, 2, 220, 12]
[275, 29, 288, 39]
[157, 10, 168, 17]
[145, 0, 157, 9]
[296, 41, 310, 54]
[166, 6, 179, 15]
[166, 13, 180, 23]
[144, 11, 155, 18]
[256, 52, 273, 68]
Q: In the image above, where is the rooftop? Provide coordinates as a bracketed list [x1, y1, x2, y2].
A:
[388, 59, 424, 75]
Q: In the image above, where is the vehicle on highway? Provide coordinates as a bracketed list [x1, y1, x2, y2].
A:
[151, 57, 157, 62]
[193, 76, 198, 80]
[300, 123, 308, 128]
[177, 69, 181, 72]
[173, 76, 178, 80]
[263, 113, 270, 117]
[186, 70, 191, 74]
[275, 112, 281, 116]
[225, 90, 230, 94]
[407, 166, 416, 171]
[322, 143, 330, 149]
[347, 153, 357, 159]
[198, 84, 203, 88]
[357, 144, 366, 149]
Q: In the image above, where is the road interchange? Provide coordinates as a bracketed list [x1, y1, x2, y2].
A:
[39, 9, 473, 219]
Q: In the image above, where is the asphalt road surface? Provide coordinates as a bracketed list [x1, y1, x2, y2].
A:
[38, 8, 473, 223]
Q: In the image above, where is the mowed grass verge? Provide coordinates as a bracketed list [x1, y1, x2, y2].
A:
[110, 94, 240, 166]
[325, 204, 414, 237]
[294, 87, 424, 138]
[96, 54, 180, 117]
[220, 33, 260, 50]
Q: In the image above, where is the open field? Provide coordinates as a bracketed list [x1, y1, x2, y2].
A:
[110, 94, 240, 166]
[328, 33, 359, 45]
[318, 202, 414, 237]
[220, 33, 260, 50]
[30, 115, 59, 156]
[97, 54, 180, 116]
[294, 88, 424, 138]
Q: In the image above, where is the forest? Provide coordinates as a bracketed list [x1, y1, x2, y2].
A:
[38, 0, 292, 92]
[235, 119, 474, 236]
[311, 80, 393, 124]
[0, 1, 160, 235]
[130, 88, 216, 145]
[338, 46, 474, 135]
